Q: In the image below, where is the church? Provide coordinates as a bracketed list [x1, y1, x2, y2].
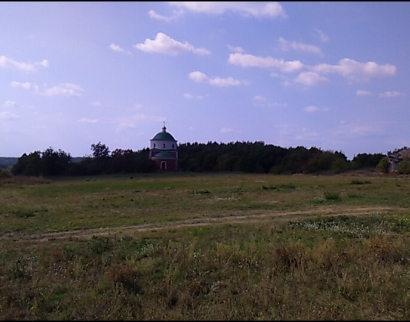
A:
[149, 124, 178, 171]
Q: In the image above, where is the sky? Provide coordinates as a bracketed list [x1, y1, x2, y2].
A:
[1, 2, 409, 160]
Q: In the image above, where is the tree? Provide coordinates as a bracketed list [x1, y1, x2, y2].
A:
[41, 147, 72, 176]
[12, 151, 42, 176]
[91, 142, 110, 159]
[376, 157, 389, 173]
[398, 157, 410, 174]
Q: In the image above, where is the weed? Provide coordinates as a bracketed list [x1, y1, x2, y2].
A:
[323, 191, 341, 201]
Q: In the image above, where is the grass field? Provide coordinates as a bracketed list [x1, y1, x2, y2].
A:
[1, 172, 410, 320]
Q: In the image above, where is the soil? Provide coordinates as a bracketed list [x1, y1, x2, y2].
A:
[0, 205, 402, 244]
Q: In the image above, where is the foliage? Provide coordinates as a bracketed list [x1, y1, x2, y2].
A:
[398, 157, 410, 174]
[351, 153, 385, 170]
[12, 148, 71, 177]
[376, 157, 389, 173]
[91, 141, 110, 159]
[0, 168, 11, 179]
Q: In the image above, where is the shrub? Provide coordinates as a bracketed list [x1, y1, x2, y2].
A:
[0, 168, 11, 179]
[324, 191, 341, 201]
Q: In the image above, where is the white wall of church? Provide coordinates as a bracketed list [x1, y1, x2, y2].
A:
[150, 140, 177, 150]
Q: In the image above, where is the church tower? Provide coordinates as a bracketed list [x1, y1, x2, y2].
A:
[149, 123, 178, 171]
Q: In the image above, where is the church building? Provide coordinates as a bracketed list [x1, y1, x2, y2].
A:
[149, 124, 178, 171]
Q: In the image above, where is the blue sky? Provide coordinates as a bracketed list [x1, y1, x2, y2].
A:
[1, 2, 409, 159]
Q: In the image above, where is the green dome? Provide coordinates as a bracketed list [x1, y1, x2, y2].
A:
[152, 151, 174, 159]
[151, 126, 176, 141]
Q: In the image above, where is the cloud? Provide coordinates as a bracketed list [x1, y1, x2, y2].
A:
[278, 37, 322, 55]
[169, 2, 287, 19]
[11, 81, 83, 97]
[303, 105, 328, 112]
[134, 32, 211, 55]
[228, 53, 304, 73]
[227, 45, 244, 53]
[356, 90, 373, 96]
[78, 118, 98, 123]
[294, 72, 328, 86]
[379, 91, 402, 98]
[221, 127, 233, 133]
[109, 43, 124, 52]
[189, 71, 209, 83]
[0, 111, 20, 119]
[183, 93, 203, 99]
[253, 95, 266, 101]
[3, 100, 17, 108]
[311, 58, 396, 81]
[313, 28, 329, 42]
[41, 83, 84, 97]
[91, 101, 101, 106]
[116, 113, 166, 133]
[148, 9, 176, 22]
[11, 81, 34, 90]
[0, 56, 48, 72]
[189, 71, 247, 87]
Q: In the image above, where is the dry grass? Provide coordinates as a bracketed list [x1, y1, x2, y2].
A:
[1, 172, 410, 319]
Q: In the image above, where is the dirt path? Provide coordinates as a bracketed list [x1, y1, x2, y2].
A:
[0, 205, 401, 244]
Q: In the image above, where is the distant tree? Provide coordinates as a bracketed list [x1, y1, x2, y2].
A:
[398, 157, 410, 174]
[41, 147, 72, 176]
[12, 151, 42, 176]
[376, 157, 389, 173]
[91, 142, 110, 159]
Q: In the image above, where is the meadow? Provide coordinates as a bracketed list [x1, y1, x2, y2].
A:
[1, 171, 410, 320]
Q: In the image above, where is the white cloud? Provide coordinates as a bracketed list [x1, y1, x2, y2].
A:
[3, 100, 17, 108]
[0, 111, 20, 119]
[109, 43, 124, 52]
[148, 9, 176, 22]
[227, 45, 244, 53]
[189, 71, 209, 83]
[356, 90, 373, 96]
[116, 114, 166, 133]
[221, 127, 233, 133]
[91, 101, 101, 106]
[311, 58, 396, 81]
[253, 95, 266, 101]
[169, 2, 287, 19]
[209, 77, 243, 87]
[184, 93, 203, 99]
[294, 72, 328, 86]
[11, 81, 83, 97]
[41, 83, 84, 97]
[11, 81, 34, 90]
[189, 71, 247, 87]
[228, 53, 304, 73]
[0, 56, 48, 71]
[303, 105, 328, 112]
[379, 91, 402, 98]
[314, 28, 329, 42]
[134, 32, 211, 56]
[278, 37, 322, 55]
[78, 118, 98, 123]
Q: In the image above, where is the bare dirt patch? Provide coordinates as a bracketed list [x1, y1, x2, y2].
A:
[1, 205, 402, 244]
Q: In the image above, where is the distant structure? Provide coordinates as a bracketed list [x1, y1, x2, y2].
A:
[149, 123, 178, 171]
[387, 147, 410, 172]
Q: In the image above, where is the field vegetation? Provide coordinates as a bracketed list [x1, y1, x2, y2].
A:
[1, 172, 410, 320]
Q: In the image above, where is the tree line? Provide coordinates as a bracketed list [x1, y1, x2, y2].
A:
[10, 141, 388, 177]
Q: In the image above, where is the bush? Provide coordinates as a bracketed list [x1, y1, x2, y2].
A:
[0, 168, 11, 179]
[376, 157, 389, 173]
[398, 157, 410, 174]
